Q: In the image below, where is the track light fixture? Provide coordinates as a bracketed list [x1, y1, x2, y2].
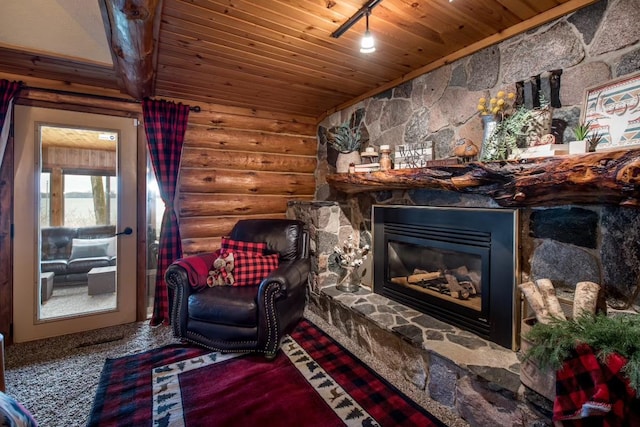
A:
[360, 10, 375, 53]
[331, 0, 382, 40]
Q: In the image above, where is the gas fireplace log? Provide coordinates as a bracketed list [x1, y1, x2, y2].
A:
[459, 281, 476, 296]
[535, 279, 567, 321]
[448, 266, 479, 294]
[573, 281, 601, 318]
[445, 273, 470, 300]
[326, 149, 640, 208]
[407, 271, 442, 284]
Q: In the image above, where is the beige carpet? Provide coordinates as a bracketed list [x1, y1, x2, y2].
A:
[4, 311, 468, 427]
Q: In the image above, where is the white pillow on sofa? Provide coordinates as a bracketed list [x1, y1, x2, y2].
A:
[70, 237, 116, 259]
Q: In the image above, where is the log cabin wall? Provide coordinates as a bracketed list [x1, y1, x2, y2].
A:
[178, 106, 317, 255]
[315, 0, 640, 308]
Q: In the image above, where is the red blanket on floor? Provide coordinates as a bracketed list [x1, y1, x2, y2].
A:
[554, 343, 640, 426]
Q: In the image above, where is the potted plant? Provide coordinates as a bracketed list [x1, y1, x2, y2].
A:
[328, 120, 364, 173]
[569, 120, 593, 154]
[586, 130, 603, 152]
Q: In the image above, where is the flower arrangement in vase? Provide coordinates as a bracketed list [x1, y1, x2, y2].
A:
[477, 91, 551, 161]
[332, 234, 370, 292]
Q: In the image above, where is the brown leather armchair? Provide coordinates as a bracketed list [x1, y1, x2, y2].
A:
[165, 219, 310, 359]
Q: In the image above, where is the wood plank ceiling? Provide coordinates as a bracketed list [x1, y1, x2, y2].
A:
[0, 0, 598, 120]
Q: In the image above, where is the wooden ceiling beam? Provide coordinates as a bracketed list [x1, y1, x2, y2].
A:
[99, 0, 162, 100]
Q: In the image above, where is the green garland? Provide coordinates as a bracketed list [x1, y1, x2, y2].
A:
[523, 313, 640, 392]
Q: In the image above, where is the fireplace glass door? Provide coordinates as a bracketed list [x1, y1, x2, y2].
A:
[387, 240, 485, 313]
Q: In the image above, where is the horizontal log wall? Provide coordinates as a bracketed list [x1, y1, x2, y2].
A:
[178, 102, 317, 255]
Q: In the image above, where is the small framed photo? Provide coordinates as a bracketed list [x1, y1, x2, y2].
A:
[583, 72, 640, 151]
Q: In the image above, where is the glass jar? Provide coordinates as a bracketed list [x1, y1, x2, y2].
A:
[379, 145, 392, 171]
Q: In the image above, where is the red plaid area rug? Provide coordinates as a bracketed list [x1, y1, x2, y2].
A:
[88, 319, 446, 427]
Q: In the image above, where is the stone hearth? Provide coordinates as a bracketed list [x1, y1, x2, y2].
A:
[308, 286, 551, 425]
[288, 200, 554, 425]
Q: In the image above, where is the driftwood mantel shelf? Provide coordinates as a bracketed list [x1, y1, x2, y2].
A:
[327, 148, 640, 208]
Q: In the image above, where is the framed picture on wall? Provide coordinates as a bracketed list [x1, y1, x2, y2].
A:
[583, 72, 640, 151]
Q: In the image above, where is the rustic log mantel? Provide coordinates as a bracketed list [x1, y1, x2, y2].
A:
[326, 148, 640, 208]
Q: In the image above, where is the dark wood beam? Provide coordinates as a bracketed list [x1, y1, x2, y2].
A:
[99, 0, 162, 100]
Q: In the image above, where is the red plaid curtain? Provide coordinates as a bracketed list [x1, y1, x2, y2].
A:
[0, 80, 22, 167]
[143, 98, 190, 326]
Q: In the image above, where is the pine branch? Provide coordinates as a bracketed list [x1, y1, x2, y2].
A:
[523, 313, 640, 392]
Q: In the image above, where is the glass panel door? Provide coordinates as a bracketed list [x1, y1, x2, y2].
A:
[39, 138, 119, 320]
[13, 106, 137, 342]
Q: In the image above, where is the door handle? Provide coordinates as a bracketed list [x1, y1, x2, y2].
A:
[115, 227, 133, 236]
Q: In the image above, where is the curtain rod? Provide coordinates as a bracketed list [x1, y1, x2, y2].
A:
[18, 83, 201, 112]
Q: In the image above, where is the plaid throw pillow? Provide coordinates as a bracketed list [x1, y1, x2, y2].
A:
[221, 237, 266, 255]
[233, 251, 279, 286]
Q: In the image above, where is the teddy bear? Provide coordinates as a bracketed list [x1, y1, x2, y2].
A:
[207, 251, 235, 286]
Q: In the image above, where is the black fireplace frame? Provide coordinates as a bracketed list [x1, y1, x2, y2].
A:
[373, 205, 519, 349]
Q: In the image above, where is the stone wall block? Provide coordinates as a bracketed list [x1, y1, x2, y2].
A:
[404, 107, 431, 146]
[568, 0, 608, 45]
[529, 207, 599, 248]
[501, 22, 584, 83]
[450, 62, 468, 88]
[428, 356, 460, 406]
[355, 320, 374, 354]
[590, 0, 640, 56]
[418, 65, 452, 108]
[429, 128, 455, 159]
[380, 99, 412, 130]
[559, 61, 611, 106]
[375, 126, 406, 150]
[456, 116, 484, 147]
[393, 81, 413, 98]
[466, 46, 500, 91]
[616, 47, 640, 76]
[530, 240, 601, 289]
[601, 205, 640, 298]
[455, 376, 524, 426]
[430, 87, 485, 131]
[308, 294, 331, 323]
[367, 321, 429, 390]
[329, 299, 357, 340]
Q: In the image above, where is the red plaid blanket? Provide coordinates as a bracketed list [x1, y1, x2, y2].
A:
[554, 343, 640, 426]
[172, 251, 219, 291]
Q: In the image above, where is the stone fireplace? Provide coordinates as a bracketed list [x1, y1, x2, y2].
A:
[287, 194, 640, 425]
[372, 205, 518, 349]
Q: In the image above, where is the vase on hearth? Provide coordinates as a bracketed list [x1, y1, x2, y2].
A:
[336, 266, 361, 292]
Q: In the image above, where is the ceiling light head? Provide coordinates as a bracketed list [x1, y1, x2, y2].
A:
[360, 10, 375, 54]
[360, 30, 375, 53]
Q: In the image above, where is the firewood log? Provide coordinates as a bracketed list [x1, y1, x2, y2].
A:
[573, 281, 601, 318]
[519, 281, 551, 324]
[445, 273, 470, 300]
[448, 266, 478, 294]
[407, 271, 442, 284]
[535, 279, 567, 321]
